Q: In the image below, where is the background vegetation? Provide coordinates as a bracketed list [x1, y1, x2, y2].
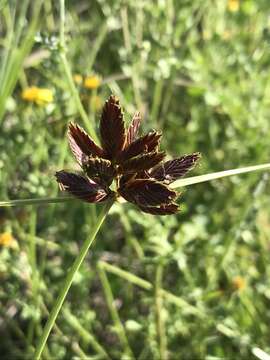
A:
[1, 0, 270, 359]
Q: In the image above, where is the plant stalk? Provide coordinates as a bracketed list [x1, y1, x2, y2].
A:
[34, 199, 114, 359]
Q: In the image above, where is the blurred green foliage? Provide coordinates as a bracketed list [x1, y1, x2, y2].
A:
[1, 0, 270, 359]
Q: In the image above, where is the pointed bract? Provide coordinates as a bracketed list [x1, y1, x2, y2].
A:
[100, 95, 126, 159]
[68, 135, 88, 167]
[55, 170, 109, 203]
[126, 111, 141, 146]
[138, 203, 179, 215]
[119, 179, 177, 207]
[119, 131, 162, 162]
[150, 153, 201, 184]
[68, 123, 104, 162]
[121, 151, 165, 174]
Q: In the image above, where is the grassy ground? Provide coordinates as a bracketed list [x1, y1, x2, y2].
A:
[1, 0, 270, 359]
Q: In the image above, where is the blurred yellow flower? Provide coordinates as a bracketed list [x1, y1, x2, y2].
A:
[0, 232, 15, 247]
[228, 0, 239, 12]
[232, 276, 246, 291]
[84, 75, 101, 89]
[73, 74, 83, 84]
[21, 86, 53, 105]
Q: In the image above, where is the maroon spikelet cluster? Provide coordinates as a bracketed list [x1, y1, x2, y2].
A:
[55, 95, 200, 215]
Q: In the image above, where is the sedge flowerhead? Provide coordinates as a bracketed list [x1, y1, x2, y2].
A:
[0, 232, 15, 247]
[83, 75, 101, 90]
[56, 95, 200, 215]
[21, 86, 53, 105]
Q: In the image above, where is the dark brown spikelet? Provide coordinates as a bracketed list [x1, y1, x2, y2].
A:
[138, 203, 179, 215]
[55, 170, 109, 203]
[126, 111, 141, 146]
[100, 95, 126, 159]
[83, 158, 116, 186]
[150, 152, 201, 184]
[56, 95, 200, 216]
[119, 179, 177, 207]
[121, 151, 166, 174]
[68, 123, 104, 163]
[119, 131, 162, 162]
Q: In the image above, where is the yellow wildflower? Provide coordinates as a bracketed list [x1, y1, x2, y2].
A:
[232, 276, 246, 291]
[73, 74, 83, 84]
[0, 232, 15, 247]
[21, 86, 53, 105]
[228, 0, 239, 12]
[83, 75, 101, 90]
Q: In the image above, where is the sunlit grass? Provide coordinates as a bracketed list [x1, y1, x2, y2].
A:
[1, 0, 270, 359]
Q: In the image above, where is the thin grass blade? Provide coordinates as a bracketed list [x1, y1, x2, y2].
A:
[171, 163, 270, 189]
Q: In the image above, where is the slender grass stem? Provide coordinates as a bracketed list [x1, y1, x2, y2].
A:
[34, 199, 114, 360]
[155, 263, 167, 360]
[118, 207, 144, 259]
[150, 79, 164, 126]
[98, 261, 203, 317]
[0, 196, 72, 207]
[120, 6, 142, 109]
[62, 308, 109, 359]
[0, 1, 42, 123]
[1, 163, 270, 208]
[59, 0, 98, 142]
[27, 211, 39, 345]
[88, 22, 108, 70]
[171, 163, 270, 189]
[97, 263, 134, 359]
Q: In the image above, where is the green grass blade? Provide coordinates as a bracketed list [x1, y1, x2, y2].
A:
[0, 197, 72, 207]
[171, 163, 270, 189]
[34, 199, 114, 359]
[1, 163, 270, 208]
[0, 1, 42, 123]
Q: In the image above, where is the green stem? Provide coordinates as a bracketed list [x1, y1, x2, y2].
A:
[34, 200, 114, 360]
[171, 163, 270, 189]
[27, 210, 39, 345]
[0, 196, 72, 207]
[99, 260, 203, 317]
[120, 6, 142, 109]
[97, 263, 134, 359]
[2, 163, 270, 208]
[59, 0, 98, 142]
[62, 308, 109, 359]
[155, 263, 167, 360]
[118, 207, 144, 259]
[150, 79, 164, 126]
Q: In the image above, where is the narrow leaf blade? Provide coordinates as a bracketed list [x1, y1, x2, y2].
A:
[171, 163, 270, 189]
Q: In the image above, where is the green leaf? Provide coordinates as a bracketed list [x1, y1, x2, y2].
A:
[171, 163, 270, 189]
